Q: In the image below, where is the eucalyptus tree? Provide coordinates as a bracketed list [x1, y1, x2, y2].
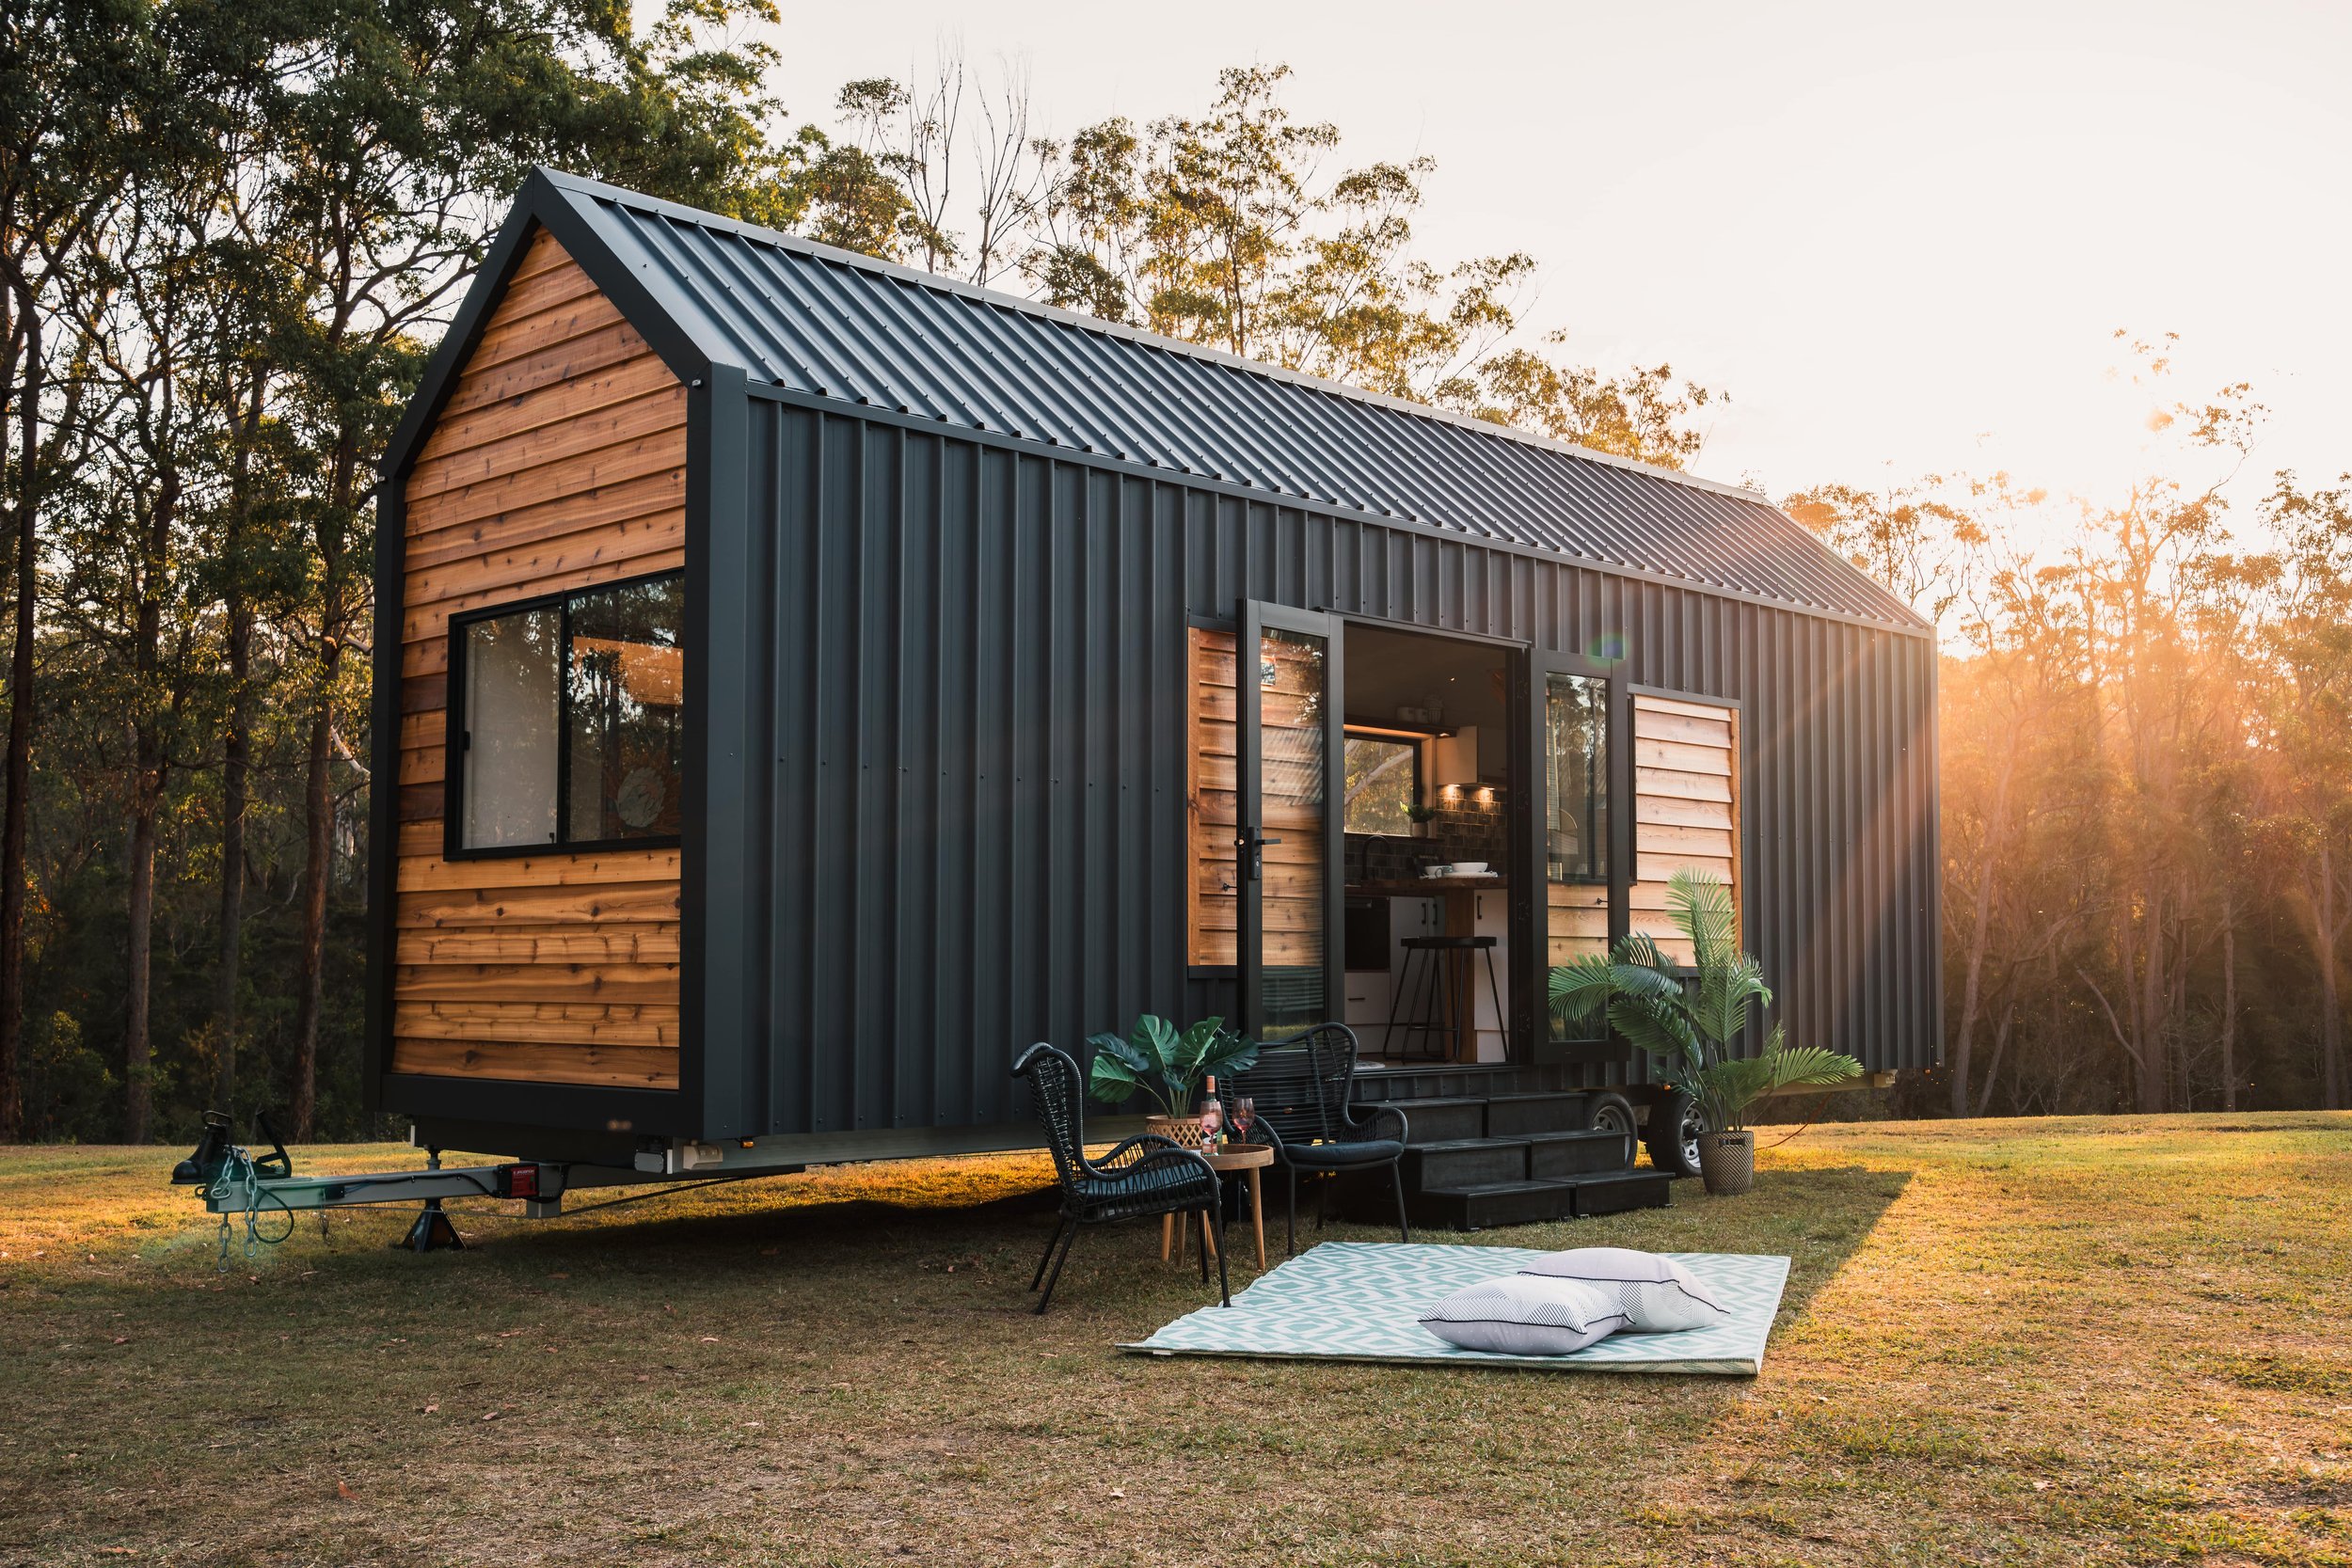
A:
[0, 0, 155, 1138]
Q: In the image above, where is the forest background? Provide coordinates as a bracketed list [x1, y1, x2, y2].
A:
[5, 0, 2346, 1142]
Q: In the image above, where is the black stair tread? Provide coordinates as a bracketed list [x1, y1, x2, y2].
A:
[1554, 1168, 1669, 1187]
[1406, 1136, 1534, 1152]
[1417, 1178, 1578, 1198]
[1521, 1129, 1623, 1144]
[1482, 1090, 1586, 1105]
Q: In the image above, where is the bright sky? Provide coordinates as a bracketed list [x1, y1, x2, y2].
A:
[753, 0, 2351, 517]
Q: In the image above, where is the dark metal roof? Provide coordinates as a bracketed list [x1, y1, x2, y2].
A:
[540, 170, 1923, 631]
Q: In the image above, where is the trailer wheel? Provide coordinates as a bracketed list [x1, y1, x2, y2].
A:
[1584, 1091, 1637, 1150]
[1645, 1090, 1706, 1178]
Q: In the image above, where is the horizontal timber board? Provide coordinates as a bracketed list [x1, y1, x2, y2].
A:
[394, 879, 682, 927]
[439, 319, 656, 419]
[394, 926, 681, 965]
[390, 1036, 679, 1089]
[395, 848, 679, 892]
[406, 385, 688, 502]
[414, 352, 677, 467]
[393, 962, 681, 1004]
[402, 429, 687, 537]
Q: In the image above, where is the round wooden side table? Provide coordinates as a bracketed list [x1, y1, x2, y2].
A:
[1161, 1142, 1275, 1271]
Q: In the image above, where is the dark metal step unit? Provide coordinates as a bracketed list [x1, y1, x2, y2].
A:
[1337, 1079, 1673, 1232]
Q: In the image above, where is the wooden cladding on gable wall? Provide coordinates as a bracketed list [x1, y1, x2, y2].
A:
[1629, 692, 1740, 965]
[389, 227, 687, 1090]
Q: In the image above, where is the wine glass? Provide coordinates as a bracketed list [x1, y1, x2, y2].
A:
[1232, 1097, 1256, 1146]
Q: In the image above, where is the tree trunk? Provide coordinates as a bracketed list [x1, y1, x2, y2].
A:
[2320, 839, 2345, 1112]
[1974, 999, 2016, 1117]
[2134, 880, 2168, 1114]
[2218, 892, 2237, 1114]
[289, 684, 332, 1140]
[0, 289, 36, 1140]
[122, 430, 179, 1143]
[1948, 750, 2014, 1117]
[212, 373, 262, 1114]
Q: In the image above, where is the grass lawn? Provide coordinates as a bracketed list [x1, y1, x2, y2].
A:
[2, 1114, 2348, 1567]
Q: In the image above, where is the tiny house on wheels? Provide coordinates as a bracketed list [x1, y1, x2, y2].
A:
[363, 169, 1938, 1221]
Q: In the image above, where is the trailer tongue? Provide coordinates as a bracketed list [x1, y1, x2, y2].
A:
[168, 1114, 740, 1262]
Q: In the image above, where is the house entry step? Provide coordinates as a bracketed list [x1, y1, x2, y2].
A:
[1345, 1079, 1674, 1230]
[1411, 1179, 1579, 1230]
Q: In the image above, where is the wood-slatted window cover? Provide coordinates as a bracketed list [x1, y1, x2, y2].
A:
[391, 228, 687, 1090]
[1185, 626, 1327, 967]
[1629, 693, 1740, 965]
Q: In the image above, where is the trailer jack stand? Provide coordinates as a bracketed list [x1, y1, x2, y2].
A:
[395, 1198, 465, 1253]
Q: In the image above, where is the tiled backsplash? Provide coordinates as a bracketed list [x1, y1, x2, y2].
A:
[1346, 786, 1509, 882]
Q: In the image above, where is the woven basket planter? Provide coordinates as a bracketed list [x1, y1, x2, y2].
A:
[1697, 1131, 1756, 1196]
[1144, 1114, 1200, 1148]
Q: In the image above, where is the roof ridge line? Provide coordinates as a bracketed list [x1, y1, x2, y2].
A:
[534, 166, 1772, 508]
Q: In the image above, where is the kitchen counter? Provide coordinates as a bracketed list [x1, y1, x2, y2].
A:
[1349, 876, 1507, 896]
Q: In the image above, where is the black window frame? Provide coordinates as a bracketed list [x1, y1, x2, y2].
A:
[441, 566, 686, 862]
[1339, 727, 1424, 837]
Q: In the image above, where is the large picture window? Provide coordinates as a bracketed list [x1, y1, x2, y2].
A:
[452, 572, 685, 853]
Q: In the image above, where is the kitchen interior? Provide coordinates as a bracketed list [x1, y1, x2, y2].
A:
[1341, 625, 1516, 1066]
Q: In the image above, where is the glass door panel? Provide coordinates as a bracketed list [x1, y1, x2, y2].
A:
[1543, 670, 1612, 1045]
[1239, 606, 1342, 1040]
[1516, 650, 1619, 1061]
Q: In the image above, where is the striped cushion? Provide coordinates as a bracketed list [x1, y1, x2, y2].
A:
[1517, 1246, 1730, 1332]
[1416, 1275, 1630, 1355]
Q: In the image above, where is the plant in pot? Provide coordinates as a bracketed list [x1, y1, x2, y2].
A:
[1549, 870, 1861, 1196]
[1406, 802, 1437, 839]
[1085, 1013, 1262, 1142]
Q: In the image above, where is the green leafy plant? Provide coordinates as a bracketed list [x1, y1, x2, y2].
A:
[1548, 870, 1861, 1132]
[1085, 1014, 1262, 1117]
[1406, 803, 1438, 823]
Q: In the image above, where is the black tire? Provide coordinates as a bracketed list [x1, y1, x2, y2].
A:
[1645, 1089, 1706, 1178]
[1584, 1091, 1638, 1151]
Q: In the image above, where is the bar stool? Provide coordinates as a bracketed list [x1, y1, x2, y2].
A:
[1384, 935, 1505, 1062]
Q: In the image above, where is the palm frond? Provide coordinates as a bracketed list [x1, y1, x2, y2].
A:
[1667, 870, 1738, 972]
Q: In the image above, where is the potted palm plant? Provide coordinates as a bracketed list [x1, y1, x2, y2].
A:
[1085, 1013, 1262, 1140]
[1549, 870, 1861, 1195]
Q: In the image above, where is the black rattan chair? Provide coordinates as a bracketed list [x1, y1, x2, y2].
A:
[1011, 1042, 1230, 1313]
[1231, 1022, 1411, 1254]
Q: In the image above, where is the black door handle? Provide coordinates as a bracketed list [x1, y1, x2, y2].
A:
[1238, 829, 1283, 880]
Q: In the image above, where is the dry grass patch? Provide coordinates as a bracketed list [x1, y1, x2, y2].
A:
[0, 1113, 2347, 1566]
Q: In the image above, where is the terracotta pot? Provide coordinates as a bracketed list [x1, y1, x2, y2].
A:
[1696, 1130, 1755, 1196]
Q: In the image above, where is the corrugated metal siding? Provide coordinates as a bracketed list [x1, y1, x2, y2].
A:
[549, 173, 1919, 630]
[711, 403, 1938, 1137]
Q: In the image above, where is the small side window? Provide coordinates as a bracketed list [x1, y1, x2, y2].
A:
[453, 572, 684, 853]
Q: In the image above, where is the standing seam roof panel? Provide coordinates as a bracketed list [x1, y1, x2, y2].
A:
[558, 177, 1921, 628]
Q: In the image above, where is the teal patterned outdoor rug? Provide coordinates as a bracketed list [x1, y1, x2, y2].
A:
[1121, 1242, 1792, 1375]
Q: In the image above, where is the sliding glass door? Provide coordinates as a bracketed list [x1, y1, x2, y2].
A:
[1237, 602, 1345, 1040]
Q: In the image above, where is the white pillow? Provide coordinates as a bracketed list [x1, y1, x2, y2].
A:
[1516, 1246, 1729, 1333]
[1417, 1274, 1629, 1355]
